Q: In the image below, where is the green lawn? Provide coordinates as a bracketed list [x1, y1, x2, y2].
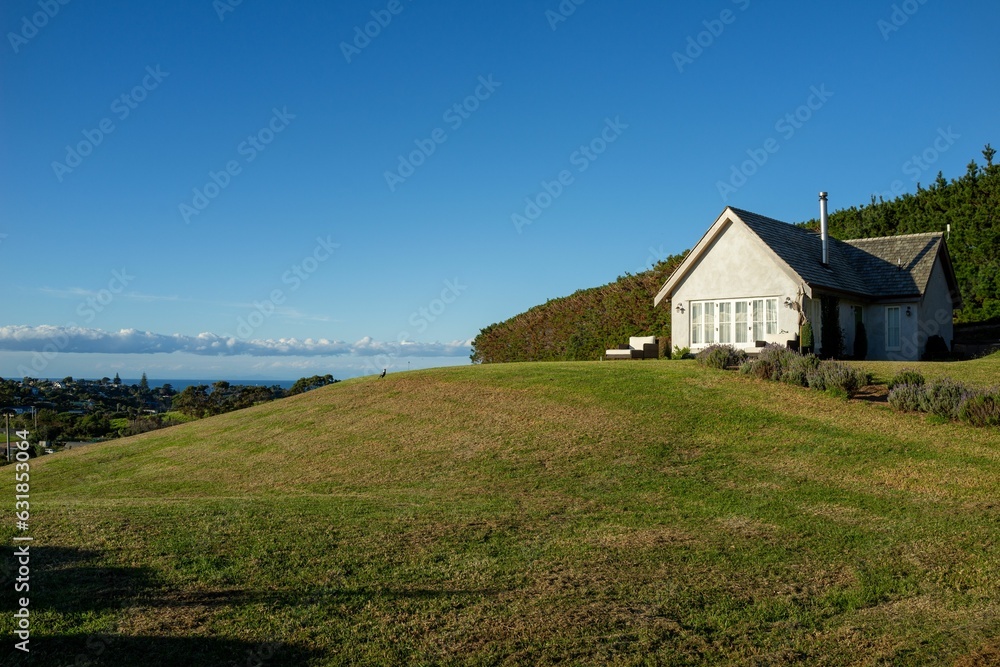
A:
[851, 350, 1000, 388]
[3, 359, 999, 665]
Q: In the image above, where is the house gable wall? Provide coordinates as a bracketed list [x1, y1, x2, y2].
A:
[862, 255, 953, 361]
[916, 254, 956, 353]
[671, 220, 801, 350]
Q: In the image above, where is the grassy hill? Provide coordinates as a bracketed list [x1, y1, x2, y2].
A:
[4, 358, 1000, 665]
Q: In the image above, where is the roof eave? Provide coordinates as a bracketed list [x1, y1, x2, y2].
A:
[654, 207, 812, 306]
[937, 238, 964, 310]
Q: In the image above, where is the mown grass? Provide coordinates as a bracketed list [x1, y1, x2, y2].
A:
[2, 359, 999, 665]
[852, 350, 1000, 388]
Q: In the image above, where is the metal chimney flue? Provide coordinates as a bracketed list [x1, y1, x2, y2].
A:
[819, 191, 829, 266]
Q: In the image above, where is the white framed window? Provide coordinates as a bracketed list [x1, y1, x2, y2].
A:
[691, 302, 702, 345]
[691, 297, 778, 347]
[735, 301, 748, 344]
[886, 306, 901, 351]
[718, 302, 732, 344]
[704, 301, 715, 344]
[752, 300, 764, 341]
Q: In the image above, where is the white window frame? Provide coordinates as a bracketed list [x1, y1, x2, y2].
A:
[691, 297, 779, 349]
[704, 301, 715, 345]
[752, 299, 770, 341]
[766, 298, 778, 335]
[691, 302, 702, 346]
[735, 301, 748, 344]
[886, 306, 901, 351]
[718, 302, 732, 344]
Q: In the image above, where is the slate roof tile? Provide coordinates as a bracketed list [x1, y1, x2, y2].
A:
[730, 207, 942, 299]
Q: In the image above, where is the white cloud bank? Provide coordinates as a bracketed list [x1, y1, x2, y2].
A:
[0, 325, 472, 358]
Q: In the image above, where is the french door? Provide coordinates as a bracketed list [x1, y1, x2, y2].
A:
[691, 298, 777, 349]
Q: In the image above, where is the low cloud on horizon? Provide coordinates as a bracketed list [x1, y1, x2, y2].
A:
[0, 325, 472, 358]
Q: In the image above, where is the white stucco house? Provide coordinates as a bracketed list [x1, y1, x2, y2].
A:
[653, 201, 962, 361]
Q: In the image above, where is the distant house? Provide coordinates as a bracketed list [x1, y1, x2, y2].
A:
[654, 200, 961, 361]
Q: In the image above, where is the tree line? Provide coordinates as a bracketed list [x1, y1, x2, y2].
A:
[171, 374, 338, 418]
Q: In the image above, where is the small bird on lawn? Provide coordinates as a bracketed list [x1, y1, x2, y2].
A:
[380, 369, 386, 379]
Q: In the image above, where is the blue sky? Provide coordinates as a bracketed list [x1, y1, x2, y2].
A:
[1, 0, 997, 380]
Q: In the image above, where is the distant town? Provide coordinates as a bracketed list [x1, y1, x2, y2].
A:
[0, 373, 338, 456]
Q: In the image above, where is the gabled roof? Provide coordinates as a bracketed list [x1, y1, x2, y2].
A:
[654, 206, 961, 306]
[842, 233, 950, 299]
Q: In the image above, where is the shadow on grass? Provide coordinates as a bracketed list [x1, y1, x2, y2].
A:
[851, 384, 889, 403]
[0, 545, 326, 666]
[0, 545, 158, 614]
[0, 635, 320, 667]
[1, 544, 502, 665]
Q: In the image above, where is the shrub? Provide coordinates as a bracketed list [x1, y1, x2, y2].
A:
[888, 369, 925, 390]
[800, 319, 814, 353]
[819, 361, 869, 393]
[888, 383, 925, 412]
[757, 344, 797, 381]
[958, 390, 1000, 427]
[918, 378, 967, 420]
[737, 348, 870, 396]
[743, 358, 774, 380]
[696, 344, 747, 370]
[923, 335, 950, 361]
[672, 345, 691, 360]
[806, 368, 827, 390]
[803, 360, 871, 394]
[781, 354, 821, 387]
